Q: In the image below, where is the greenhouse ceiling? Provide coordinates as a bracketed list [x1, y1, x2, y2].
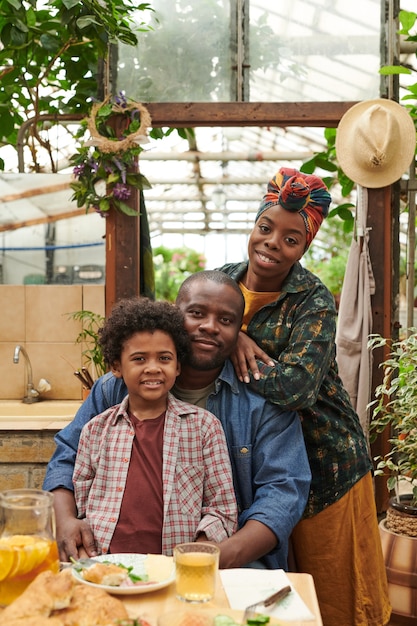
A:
[1, 0, 414, 245]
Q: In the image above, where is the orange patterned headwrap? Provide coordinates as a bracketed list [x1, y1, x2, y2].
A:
[256, 167, 332, 249]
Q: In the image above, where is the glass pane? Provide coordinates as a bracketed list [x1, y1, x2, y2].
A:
[249, 0, 381, 102]
[118, 0, 382, 103]
[117, 0, 233, 102]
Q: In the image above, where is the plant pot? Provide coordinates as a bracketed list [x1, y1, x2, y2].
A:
[386, 495, 417, 538]
[379, 513, 417, 623]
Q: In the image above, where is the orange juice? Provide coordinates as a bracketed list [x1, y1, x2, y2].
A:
[175, 550, 218, 602]
[0, 535, 60, 606]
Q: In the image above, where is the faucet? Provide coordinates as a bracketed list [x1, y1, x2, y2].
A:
[13, 345, 40, 404]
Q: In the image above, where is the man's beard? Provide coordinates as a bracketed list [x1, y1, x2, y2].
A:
[187, 349, 228, 372]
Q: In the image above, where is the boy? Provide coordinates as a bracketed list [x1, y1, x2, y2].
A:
[73, 297, 237, 556]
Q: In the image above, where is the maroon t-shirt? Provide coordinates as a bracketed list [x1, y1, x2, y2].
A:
[109, 411, 165, 554]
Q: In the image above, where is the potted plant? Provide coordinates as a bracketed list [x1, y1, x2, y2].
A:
[368, 329, 417, 622]
[368, 330, 417, 512]
[68, 310, 106, 383]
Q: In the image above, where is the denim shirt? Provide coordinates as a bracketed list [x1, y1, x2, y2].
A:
[219, 262, 372, 517]
[43, 362, 311, 569]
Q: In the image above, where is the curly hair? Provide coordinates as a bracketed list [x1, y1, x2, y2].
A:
[98, 297, 191, 367]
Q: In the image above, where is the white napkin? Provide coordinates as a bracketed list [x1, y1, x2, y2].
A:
[219, 569, 316, 622]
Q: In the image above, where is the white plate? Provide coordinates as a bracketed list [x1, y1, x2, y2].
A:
[71, 553, 175, 595]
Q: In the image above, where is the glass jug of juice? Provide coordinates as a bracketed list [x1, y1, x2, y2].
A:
[0, 488, 60, 606]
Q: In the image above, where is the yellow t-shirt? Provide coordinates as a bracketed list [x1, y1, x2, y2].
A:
[239, 281, 280, 332]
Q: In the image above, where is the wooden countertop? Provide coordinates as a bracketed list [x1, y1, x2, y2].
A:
[121, 572, 322, 625]
[0, 400, 81, 430]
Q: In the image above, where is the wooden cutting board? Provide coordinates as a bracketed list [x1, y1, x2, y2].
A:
[121, 571, 322, 626]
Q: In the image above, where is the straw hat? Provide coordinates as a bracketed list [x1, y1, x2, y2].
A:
[335, 99, 416, 188]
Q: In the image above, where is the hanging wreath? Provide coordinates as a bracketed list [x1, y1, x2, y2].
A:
[70, 93, 152, 217]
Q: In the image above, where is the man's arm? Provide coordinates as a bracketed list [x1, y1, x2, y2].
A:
[43, 373, 127, 560]
[219, 404, 311, 569]
[52, 488, 98, 561]
[219, 520, 277, 568]
[194, 413, 238, 542]
[43, 373, 125, 491]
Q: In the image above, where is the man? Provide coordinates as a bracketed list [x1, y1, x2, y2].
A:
[43, 270, 311, 569]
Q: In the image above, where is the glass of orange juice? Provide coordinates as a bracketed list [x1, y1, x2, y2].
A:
[0, 488, 60, 606]
[173, 542, 220, 603]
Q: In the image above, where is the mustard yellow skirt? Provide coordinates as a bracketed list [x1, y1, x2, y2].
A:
[290, 472, 391, 626]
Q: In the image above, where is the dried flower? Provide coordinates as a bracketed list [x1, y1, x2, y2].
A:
[70, 93, 152, 217]
[73, 164, 85, 176]
[113, 183, 131, 200]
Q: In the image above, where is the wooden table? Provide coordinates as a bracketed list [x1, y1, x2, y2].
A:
[121, 572, 323, 625]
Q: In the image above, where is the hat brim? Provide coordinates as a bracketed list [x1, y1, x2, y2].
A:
[335, 99, 416, 188]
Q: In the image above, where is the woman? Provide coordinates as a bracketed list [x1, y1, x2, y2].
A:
[219, 167, 390, 626]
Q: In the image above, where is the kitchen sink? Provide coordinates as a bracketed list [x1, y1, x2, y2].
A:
[0, 400, 82, 429]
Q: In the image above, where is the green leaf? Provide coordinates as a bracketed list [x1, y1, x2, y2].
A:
[8, 25, 28, 47]
[342, 218, 354, 233]
[324, 127, 337, 143]
[97, 103, 114, 118]
[107, 172, 120, 184]
[340, 177, 354, 197]
[314, 156, 338, 172]
[14, 19, 29, 33]
[149, 128, 164, 140]
[300, 158, 316, 174]
[399, 10, 417, 32]
[126, 173, 152, 190]
[0, 111, 15, 139]
[5, 0, 22, 10]
[39, 33, 61, 51]
[62, 0, 81, 9]
[177, 128, 189, 140]
[379, 65, 412, 75]
[115, 200, 140, 216]
[98, 198, 110, 211]
[336, 202, 355, 212]
[331, 205, 354, 223]
[76, 15, 102, 30]
[26, 7, 37, 27]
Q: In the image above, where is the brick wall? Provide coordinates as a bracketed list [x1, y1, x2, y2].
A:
[0, 429, 57, 491]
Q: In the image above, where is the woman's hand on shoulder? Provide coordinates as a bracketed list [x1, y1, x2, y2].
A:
[231, 331, 275, 383]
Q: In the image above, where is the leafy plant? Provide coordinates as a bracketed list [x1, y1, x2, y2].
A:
[378, 10, 417, 136]
[300, 127, 355, 232]
[368, 330, 417, 507]
[380, 9, 417, 117]
[304, 245, 350, 298]
[153, 246, 206, 301]
[0, 0, 153, 172]
[67, 309, 106, 380]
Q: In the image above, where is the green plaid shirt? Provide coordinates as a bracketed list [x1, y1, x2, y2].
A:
[220, 261, 371, 518]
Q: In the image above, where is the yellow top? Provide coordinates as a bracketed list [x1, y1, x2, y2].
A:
[239, 281, 280, 332]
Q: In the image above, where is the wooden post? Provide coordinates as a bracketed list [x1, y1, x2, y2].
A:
[103, 106, 143, 317]
[368, 185, 397, 514]
[105, 186, 141, 317]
